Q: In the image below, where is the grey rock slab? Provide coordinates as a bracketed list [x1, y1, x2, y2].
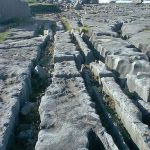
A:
[122, 22, 149, 38]
[0, 25, 50, 149]
[53, 61, 81, 78]
[129, 31, 150, 59]
[73, 31, 94, 64]
[106, 55, 149, 77]
[101, 77, 150, 150]
[53, 42, 77, 63]
[88, 26, 118, 38]
[4, 24, 39, 43]
[35, 77, 118, 150]
[127, 73, 150, 102]
[90, 61, 114, 84]
[91, 36, 148, 61]
[127, 60, 150, 75]
[0, 36, 47, 50]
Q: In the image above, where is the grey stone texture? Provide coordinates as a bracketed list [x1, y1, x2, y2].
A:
[36, 31, 118, 150]
[73, 31, 94, 64]
[88, 28, 150, 102]
[64, 4, 150, 149]
[36, 77, 118, 150]
[129, 31, 150, 59]
[90, 61, 114, 84]
[0, 23, 50, 150]
[101, 77, 150, 150]
[53, 61, 81, 78]
[54, 31, 83, 69]
[0, 0, 31, 23]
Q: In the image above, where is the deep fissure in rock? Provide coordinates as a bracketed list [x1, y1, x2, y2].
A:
[11, 41, 54, 150]
[71, 32, 140, 150]
[87, 129, 106, 150]
[82, 67, 139, 150]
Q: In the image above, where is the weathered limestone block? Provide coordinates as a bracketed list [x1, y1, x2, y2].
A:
[106, 55, 132, 77]
[1, 24, 39, 44]
[106, 55, 149, 77]
[1, 35, 47, 48]
[54, 32, 83, 68]
[122, 22, 148, 38]
[101, 77, 150, 150]
[90, 61, 113, 84]
[127, 73, 150, 102]
[127, 60, 150, 75]
[54, 31, 71, 43]
[88, 26, 118, 39]
[91, 36, 148, 60]
[73, 32, 94, 64]
[0, 24, 50, 150]
[35, 77, 118, 150]
[53, 42, 76, 61]
[129, 31, 150, 59]
[0, 0, 31, 23]
[53, 61, 81, 78]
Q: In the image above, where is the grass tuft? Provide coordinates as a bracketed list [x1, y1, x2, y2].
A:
[0, 31, 9, 43]
[61, 17, 72, 32]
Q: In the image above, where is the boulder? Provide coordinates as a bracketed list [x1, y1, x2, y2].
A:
[0, 0, 31, 23]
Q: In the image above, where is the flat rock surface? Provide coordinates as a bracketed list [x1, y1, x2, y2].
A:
[0, 22, 48, 150]
[36, 77, 118, 150]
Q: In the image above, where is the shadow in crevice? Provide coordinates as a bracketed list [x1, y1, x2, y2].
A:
[87, 129, 105, 150]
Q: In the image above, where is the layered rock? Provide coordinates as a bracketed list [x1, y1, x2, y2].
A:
[88, 28, 150, 102]
[101, 77, 150, 150]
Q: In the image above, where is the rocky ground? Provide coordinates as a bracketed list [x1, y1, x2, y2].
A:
[0, 3, 150, 150]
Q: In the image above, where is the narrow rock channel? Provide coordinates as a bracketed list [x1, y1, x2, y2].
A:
[71, 31, 132, 150]
[12, 36, 54, 150]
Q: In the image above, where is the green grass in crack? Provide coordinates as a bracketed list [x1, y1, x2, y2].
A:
[61, 17, 72, 32]
[0, 31, 9, 43]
